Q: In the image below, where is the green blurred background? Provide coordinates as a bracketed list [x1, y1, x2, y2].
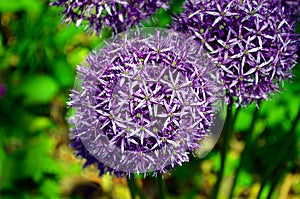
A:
[0, 0, 299, 198]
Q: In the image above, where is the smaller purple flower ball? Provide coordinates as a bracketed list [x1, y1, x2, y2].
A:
[67, 28, 223, 177]
[173, 0, 299, 106]
[51, 0, 170, 35]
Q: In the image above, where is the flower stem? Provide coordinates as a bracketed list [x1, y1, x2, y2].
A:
[228, 106, 259, 199]
[256, 104, 300, 199]
[266, 166, 285, 199]
[158, 173, 165, 199]
[127, 178, 146, 199]
[210, 105, 237, 199]
[127, 178, 136, 199]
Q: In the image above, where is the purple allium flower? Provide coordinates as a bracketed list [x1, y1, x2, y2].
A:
[173, 0, 299, 106]
[272, 0, 300, 20]
[50, 0, 170, 35]
[68, 28, 223, 177]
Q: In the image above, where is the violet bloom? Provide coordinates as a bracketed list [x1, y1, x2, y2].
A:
[68, 28, 223, 177]
[272, 0, 300, 20]
[51, 0, 170, 35]
[173, 0, 299, 106]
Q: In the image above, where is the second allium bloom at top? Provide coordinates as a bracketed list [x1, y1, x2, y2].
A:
[173, 0, 299, 106]
[51, 0, 170, 34]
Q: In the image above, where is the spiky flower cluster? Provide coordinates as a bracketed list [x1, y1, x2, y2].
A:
[68, 28, 222, 177]
[173, 0, 299, 106]
[272, 0, 300, 20]
[51, 0, 170, 34]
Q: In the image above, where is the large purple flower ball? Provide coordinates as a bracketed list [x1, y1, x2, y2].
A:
[51, 0, 170, 35]
[173, 0, 299, 106]
[68, 28, 223, 177]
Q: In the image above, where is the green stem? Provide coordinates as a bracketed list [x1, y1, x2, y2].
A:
[127, 178, 136, 199]
[210, 105, 234, 199]
[266, 160, 293, 199]
[266, 166, 284, 199]
[158, 174, 165, 199]
[127, 178, 146, 199]
[257, 105, 300, 199]
[229, 106, 260, 199]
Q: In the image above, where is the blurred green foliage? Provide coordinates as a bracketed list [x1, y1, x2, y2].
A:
[0, 0, 102, 198]
[0, 0, 299, 199]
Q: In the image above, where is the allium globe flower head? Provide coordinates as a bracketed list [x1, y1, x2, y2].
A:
[173, 0, 299, 107]
[50, 0, 170, 35]
[271, 0, 300, 20]
[68, 28, 224, 177]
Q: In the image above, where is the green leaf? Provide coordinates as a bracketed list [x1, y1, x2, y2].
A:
[29, 117, 53, 133]
[0, 0, 42, 12]
[23, 193, 44, 199]
[39, 179, 60, 198]
[23, 136, 62, 182]
[266, 106, 285, 127]
[224, 152, 239, 176]
[237, 170, 253, 187]
[52, 60, 75, 87]
[0, 33, 4, 56]
[20, 75, 59, 103]
[0, 152, 18, 190]
[212, 153, 221, 172]
[0, 143, 5, 180]
[67, 48, 90, 67]
[234, 109, 253, 132]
